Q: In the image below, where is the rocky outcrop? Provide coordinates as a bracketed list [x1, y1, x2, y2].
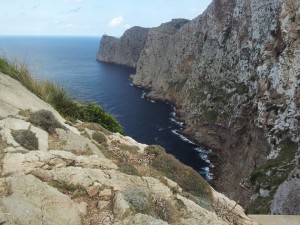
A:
[97, 26, 150, 68]
[98, 0, 300, 213]
[0, 72, 257, 224]
[271, 157, 300, 215]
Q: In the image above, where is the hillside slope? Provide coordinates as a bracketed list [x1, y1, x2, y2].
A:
[97, 0, 300, 214]
[0, 72, 257, 224]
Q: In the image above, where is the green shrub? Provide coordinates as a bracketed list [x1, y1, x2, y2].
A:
[85, 123, 112, 136]
[77, 104, 124, 134]
[145, 145, 213, 209]
[145, 145, 165, 156]
[11, 130, 39, 150]
[92, 132, 107, 144]
[118, 144, 139, 152]
[123, 187, 151, 214]
[123, 187, 180, 223]
[29, 110, 65, 133]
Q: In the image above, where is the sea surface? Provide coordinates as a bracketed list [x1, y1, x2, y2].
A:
[0, 36, 212, 179]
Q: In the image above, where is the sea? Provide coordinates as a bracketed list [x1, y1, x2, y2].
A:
[0, 36, 212, 179]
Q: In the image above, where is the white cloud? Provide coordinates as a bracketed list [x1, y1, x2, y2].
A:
[124, 24, 131, 29]
[107, 16, 124, 27]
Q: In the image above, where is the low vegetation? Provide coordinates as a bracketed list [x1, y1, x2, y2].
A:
[92, 132, 107, 144]
[11, 130, 39, 150]
[0, 57, 124, 134]
[145, 145, 213, 210]
[48, 180, 87, 199]
[29, 110, 65, 133]
[247, 138, 298, 214]
[123, 187, 182, 223]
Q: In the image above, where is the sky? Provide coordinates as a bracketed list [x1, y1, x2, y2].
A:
[0, 0, 212, 37]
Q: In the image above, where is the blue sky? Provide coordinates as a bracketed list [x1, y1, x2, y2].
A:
[0, 0, 212, 37]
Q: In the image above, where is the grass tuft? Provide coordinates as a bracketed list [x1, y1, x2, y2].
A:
[11, 130, 39, 150]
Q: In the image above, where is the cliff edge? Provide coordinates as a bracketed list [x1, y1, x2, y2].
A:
[97, 0, 300, 214]
[0, 72, 257, 224]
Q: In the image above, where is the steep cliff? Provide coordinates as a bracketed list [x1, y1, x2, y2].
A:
[98, 0, 300, 214]
[0, 72, 258, 225]
[97, 26, 150, 68]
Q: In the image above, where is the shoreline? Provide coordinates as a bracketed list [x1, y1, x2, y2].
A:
[131, 80, 215, 181]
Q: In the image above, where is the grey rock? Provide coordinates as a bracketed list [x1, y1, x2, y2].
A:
[271, 178, 300, 214]
[0, 175, 82, 225]
[127, 213, 169, 225]
[97, 200, 110, 210]
[113, 192, 130, 218]
[97, 26, 150, 68]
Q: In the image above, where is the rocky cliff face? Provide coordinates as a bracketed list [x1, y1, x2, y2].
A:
[0, 72, 257, 225]
[98, 0, 300, 214]
[97, 26, 150, 68]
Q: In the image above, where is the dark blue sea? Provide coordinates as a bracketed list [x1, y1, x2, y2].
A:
[0, 36, 212, 179]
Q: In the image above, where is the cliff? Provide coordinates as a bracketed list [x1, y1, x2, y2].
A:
[97, 26, 150, 68]
[0, 72, 258, 224]
[98, 0, 300, 214]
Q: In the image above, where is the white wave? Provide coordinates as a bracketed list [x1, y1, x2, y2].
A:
[170, 118, 184, 127]
[171, 129, 195, 145]
[171, 111, 176, 117]
[195, 147, 212, 164]
[130, 83, 133, 86]
[150, 100, 155, 103]
[141, 92, 146, 99]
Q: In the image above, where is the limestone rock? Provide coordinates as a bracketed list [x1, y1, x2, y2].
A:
[2, 150, 117, 176]
[113, 192, 130, 218]
[97, 200, 110, 210]
[56, 128, 105, 157]
[0, 175, 82, 225]
[97, 26, 150, 68]
[86, 185, 99, 197]
[127, 213, 169, 225]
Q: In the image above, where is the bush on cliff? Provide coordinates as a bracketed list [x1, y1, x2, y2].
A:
[145, 145, 213, 209]
[0, 57, 124, 134]
[29, 110, 65, 134]
[11, 130, 39, 150]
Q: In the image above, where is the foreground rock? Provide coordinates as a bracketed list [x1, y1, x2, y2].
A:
[0, 73, 257, 224]
[97, 0, 300, 213]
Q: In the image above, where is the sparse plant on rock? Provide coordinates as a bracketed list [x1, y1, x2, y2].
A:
[145, 145, 213, 210]
[92, 132, 107, 144]
[29, 109, 65, 133]
[123, 187, 151, 214]
[118, 163, 140, 176]
[11, 129, 39, 150]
